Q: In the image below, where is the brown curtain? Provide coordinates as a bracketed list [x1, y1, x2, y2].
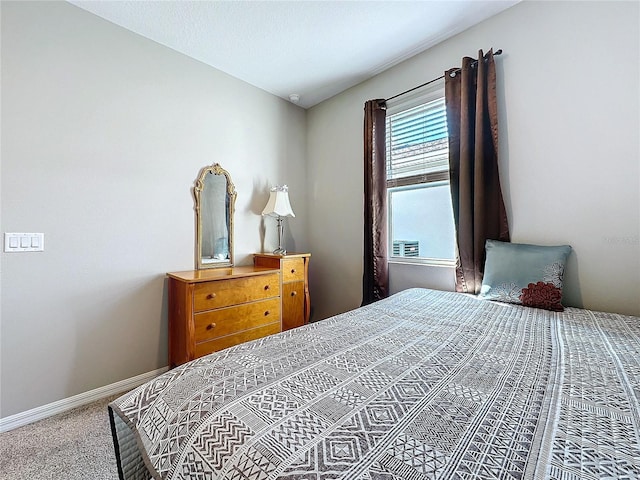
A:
[362, 99, 388, 305]
[445, 49, 510, 294]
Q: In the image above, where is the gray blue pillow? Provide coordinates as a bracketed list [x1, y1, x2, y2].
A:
[479, 240, 572, 311]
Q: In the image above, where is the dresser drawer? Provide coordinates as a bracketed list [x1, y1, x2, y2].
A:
[194, 298, 280, 342]
[194, 273, 279, 312]
[282, 281, 305, 331]
[195, 322, 280, 358]
[282, 258, 305, 282]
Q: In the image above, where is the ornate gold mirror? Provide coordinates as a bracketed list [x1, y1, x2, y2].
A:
[194, 164, 236, 269]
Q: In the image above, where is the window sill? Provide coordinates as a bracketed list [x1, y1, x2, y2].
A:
[388, 258, 456, 268]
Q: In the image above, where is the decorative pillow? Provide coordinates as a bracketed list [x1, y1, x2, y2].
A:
[479, 240, 571, 311]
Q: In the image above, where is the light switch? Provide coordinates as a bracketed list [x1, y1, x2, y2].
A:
[4, 233, 45, 252]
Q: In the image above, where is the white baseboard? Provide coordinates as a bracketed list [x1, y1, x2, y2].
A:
[0, 366, 169, 433]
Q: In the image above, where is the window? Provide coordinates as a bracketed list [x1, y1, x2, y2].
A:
[386, 84, 456, 265]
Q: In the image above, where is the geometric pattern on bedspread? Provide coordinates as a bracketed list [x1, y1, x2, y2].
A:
[109, 288, 640, 480]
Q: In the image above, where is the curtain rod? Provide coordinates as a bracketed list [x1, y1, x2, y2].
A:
[385, 49, 502, 102]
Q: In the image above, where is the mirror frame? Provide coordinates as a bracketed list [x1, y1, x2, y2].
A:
[193, 163, 237, 269]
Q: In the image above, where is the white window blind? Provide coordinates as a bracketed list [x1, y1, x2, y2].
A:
[386, 97, 449, 188]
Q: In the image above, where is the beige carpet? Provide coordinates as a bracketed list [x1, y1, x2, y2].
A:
[0, 395, 121, 480]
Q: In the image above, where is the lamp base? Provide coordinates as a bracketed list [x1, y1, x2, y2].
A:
[273, 216, 287, 256]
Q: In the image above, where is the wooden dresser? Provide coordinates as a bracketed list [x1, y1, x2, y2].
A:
[167, 266, 281, 367]
[254, 253, 310, 331]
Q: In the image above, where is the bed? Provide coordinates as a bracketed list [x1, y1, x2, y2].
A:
[109, 288, 640, 480]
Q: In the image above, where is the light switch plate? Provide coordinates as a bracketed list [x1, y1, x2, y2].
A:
[4, 233, 45, 252]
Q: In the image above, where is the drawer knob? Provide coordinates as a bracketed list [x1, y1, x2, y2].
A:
[290, 269, 296, 274]
[264, 285, 270, 290]
[206, 293, 217, 300]
[207, 323, 216, 330]
[291, 291, 297, 296]
[264, 310, 270, 316]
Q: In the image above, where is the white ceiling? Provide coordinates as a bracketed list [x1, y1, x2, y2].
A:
[68, 1, 519, 109]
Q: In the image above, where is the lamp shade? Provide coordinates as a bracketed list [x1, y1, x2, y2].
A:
[262, 186, 295, 218]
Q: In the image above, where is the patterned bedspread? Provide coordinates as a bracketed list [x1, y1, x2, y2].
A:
[109, 288, 640, 480]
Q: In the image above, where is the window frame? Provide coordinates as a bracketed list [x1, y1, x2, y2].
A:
[386, 80, 456, 267]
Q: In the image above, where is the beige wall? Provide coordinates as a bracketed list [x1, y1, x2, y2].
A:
[2, 0, 639, 421]
[0, 1, 308, 417]
[307, 0, 640, 321]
